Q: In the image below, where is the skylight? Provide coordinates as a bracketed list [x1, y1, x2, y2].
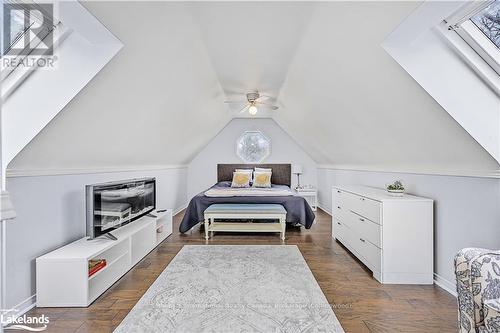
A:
[470, 0, 500, 49]
[1, 1, 62, 100]
[6, 9, 34, 54]
[1, 4, 34, 55]
[446, 0, 500, 77]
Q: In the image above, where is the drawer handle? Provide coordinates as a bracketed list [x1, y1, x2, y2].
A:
[359, 218, 365, 222]
[360, 238, 366, 242]
[360, 198, 365, 201]
[337, 206, 341, 209]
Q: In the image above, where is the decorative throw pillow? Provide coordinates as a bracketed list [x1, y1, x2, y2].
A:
[231, 171, 252, 188]
[253, 171, 272, 188]
[254, 168, 271, 184]
[235, 169, 254, 183]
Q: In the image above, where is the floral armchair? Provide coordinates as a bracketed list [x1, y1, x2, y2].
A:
[455, 248, 500, 332]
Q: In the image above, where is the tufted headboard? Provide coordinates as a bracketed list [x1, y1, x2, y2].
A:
[217, 164, 291, 187]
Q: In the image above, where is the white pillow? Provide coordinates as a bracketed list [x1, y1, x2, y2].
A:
[235, 169, 254, 182]
[252, 171, 272, 188]
[231, 171, 252, 188]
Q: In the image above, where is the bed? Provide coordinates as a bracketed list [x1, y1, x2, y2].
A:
[179, 164, 315, 233]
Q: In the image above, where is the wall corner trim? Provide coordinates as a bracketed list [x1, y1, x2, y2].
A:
[6, 165, 189, 178]
[173, 202, 189, 217]
[317, 203, 332, 216]
[317, 165, 500, 179]
[434, 273, 457, 297]
[3, 294, 37, 326]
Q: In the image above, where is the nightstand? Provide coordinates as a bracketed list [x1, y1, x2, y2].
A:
[295, 187, 317, 211]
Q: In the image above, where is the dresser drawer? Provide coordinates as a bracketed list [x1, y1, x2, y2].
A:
[348, 211, 381, 248]
[346, 192, 381, 224]
[332, 218, 347, 241]
[332, 188, 347, 219]
[333, 188, 344, 202]
[333, 202, 346, 219]
[355, 235, 382, 273]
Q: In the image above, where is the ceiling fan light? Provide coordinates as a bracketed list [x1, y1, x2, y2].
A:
[248, 105, 258, 115]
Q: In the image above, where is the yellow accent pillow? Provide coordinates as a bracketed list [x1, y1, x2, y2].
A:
[253, 171, 272, 188]
[231, 171, 251, 188]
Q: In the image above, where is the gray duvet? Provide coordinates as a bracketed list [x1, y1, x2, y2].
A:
[179, 182, 315, 233]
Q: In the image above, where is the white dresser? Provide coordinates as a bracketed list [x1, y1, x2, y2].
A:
[332, 185, 433, 284]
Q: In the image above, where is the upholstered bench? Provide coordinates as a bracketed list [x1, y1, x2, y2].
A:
[203, 204, 287, 240]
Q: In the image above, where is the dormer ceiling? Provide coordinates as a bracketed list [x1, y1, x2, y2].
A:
[7, 1, 500, 173]
[189, 2, 314, 118]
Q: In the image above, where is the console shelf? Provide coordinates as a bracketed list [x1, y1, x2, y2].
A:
[36, 209, 173, 307]
[88, 251, 128, 281]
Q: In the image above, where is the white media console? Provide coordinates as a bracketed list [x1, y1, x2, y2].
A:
[36, 209, 172, 307]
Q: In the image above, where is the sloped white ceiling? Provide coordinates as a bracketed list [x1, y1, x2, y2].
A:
[189, 2, 314, 118]
[8, 1, 500, 173]
[2, 1, 123, 175]
[275, 1, 500, 172]
[8, 2, 231, 170]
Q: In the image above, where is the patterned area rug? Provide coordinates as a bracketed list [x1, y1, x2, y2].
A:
[114, 245, 344, 333]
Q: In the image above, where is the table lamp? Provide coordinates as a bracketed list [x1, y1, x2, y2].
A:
[292, 165, 303, 190]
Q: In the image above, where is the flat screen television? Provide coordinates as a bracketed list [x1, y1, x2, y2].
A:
[86, 178, 156, 239]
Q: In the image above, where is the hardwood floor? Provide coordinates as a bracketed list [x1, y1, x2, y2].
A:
[27, 209, 458, 333]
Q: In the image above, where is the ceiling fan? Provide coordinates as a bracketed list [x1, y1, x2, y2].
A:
[224, 91, 279, 115]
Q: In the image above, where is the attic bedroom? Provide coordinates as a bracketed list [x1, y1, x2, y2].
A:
[1, 1, 499, 332]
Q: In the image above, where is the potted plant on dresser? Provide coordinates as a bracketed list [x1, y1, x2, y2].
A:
[386, 180, 405, 197]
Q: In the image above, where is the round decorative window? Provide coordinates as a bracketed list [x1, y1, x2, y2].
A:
[236, 131, 271, 163]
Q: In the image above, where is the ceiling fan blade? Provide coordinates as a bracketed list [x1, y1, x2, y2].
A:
[256, 94, 275, 101]
[238, 104, 250, 113]
[255, 102, 279, 110]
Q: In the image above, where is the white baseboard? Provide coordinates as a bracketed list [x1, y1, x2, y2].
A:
[317, 203, 332, 216]
[3, 294, 37, 326]
[173, 203, 188, 216]
[434, 273, 457, 297]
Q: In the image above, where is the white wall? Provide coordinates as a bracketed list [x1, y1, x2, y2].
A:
[188, 118, 317, 198]
[317, 167, 500, 293]
[5, 167, 187, 311]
